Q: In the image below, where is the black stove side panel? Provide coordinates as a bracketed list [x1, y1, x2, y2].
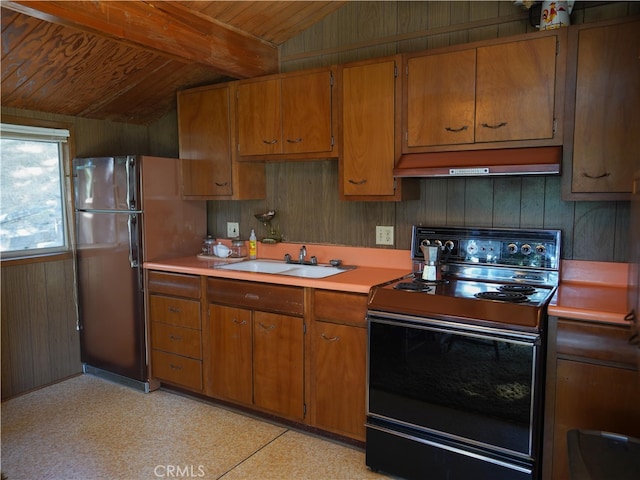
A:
[366, 424, 535, 480]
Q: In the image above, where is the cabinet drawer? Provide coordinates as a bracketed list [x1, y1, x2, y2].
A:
[314, 290, 367, 327]
[151, 322, 202, 359]
[556, 318, 637, 368]
[207, 278, 304, 316]
[149, 294, 201, 329]
[148, 271, 200, 299]
[151, 349, 202, 391]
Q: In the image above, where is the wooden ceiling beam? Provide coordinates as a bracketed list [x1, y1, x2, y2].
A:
[2, 0, 279, 79]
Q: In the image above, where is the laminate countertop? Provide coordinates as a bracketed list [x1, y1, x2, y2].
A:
[548, 260, 632, 326]
[144, 242, 413, 294]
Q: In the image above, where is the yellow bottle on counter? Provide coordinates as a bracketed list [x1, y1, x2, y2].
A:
[249, 229, 257, 259]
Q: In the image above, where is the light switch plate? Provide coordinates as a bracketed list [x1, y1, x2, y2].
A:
[376, 226, 394, 245]
[227, 222, 239, 238]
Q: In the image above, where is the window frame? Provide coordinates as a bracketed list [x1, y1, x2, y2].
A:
[0, 116, 76, 263]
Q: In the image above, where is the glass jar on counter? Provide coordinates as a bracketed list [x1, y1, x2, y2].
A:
[202, 235, 216, 256]
[230, 239, 248, 258]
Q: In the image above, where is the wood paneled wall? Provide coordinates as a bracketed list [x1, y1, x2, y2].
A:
[206, 1, 637, 263]
[1, 258, 80, 398]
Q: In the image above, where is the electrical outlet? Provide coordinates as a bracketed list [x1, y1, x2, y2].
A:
[376, 226, 394, 245]
[227, 222, 239, 238]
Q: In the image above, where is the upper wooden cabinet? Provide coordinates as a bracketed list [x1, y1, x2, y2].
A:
[339, 57, 418, 201]
[236, 68, 336, 160]
[403, 30, 565, 152]
[563, 16, 640, 201]
[177, 83, 265, 200]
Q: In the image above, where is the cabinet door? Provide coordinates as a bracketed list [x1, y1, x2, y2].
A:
[237, 79, 281, 156]
[208, 304, 253, 404]
[476, 36, 557, 142]
[313, 322, 366, 440]
[282, 70, 333, 154]
[253, 311, 304, 420]
[342, 60, 396, 196]
[571, 20, 640, 194]
[406, 49, 476, 147]
[552, 360, 640, 480]
[178, 86, 232, 196]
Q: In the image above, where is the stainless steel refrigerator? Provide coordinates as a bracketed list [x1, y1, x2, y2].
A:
[73, 155, 205, 391]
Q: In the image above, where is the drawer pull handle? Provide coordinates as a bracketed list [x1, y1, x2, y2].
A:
[348, 178, 367, 185]
[582, 171, 611, 179]
[444, 125, 468, 133]
[321, 333, 340, 342]
[258, 322, 276, 331]
[168, 307, 182, 313]
[215, 181, 229, 187]
[169, 364, 182, 371]
[244, 293, 260, 301]
[169, 335, 183, 341]
[232, 318, 247, 325]
[481, 122, 507, 129]
[262, 139, 278, 145]
[286, 137, 303, 143]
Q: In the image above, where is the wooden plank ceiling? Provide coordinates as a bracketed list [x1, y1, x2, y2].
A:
[1, 1, 346, 124]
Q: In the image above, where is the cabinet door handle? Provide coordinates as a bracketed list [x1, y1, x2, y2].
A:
[481, 122, 507, 129]
[286, 137, 303, 143]
[262, 139, 278, 145]
[232, 318, 247, 325]
[348, 178, 367, 185]
[244, 293, 260, 301]
[321, 333, 340, 342]
[169, 335, 183, 341]
[582, 172, 611, 179]
[258, 322, 276, 331]
[168, 307, 182, 313]
[445, 125, 468, 133]
[215, 181, 229, 187]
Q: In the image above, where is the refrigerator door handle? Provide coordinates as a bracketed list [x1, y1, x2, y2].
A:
[128, 214, 140, 268]
[125, 156, 137, 210]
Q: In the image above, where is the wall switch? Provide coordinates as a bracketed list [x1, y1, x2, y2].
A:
[227, 222, 239, 238]
[376, 226, 394, 245]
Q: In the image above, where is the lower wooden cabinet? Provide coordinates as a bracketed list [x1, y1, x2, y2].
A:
[253, 311, 304, 420]
[207, 278, 305, 421]
[544, 316, 640, 479]
[208, 304, 253, 404]
[147, 271, 369, 441]
[147, 271, 203, 393]
[310, 290, 368, 441]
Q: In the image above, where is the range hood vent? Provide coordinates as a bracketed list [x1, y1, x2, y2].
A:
[394, 146, 562, 177]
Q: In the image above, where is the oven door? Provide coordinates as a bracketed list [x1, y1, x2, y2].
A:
[367, 311, 543, 459]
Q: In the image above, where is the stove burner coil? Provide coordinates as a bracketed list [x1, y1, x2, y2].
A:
[394, 282, 433, 292]
[475, 291, 530, 303]
[498, 284, 536, 295]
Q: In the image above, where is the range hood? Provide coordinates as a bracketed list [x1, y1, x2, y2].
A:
[394, 146, 562, 177]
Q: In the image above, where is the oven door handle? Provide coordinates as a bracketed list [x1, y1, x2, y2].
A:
[368, 314, 540, 345]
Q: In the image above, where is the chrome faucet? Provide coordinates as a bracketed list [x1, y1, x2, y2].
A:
[299, 245, 307, 264]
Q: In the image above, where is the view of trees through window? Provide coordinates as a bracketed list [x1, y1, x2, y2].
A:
[0, 138, 66, 254]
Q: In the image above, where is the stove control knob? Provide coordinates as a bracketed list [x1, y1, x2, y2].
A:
[535, 244, 546, 255]
[444, 240, 455, 252]
[507, 243, 518, 254]
[521, 244, 532, 255]
[466, 242, 478, 255]
[433, 239, 443, 247]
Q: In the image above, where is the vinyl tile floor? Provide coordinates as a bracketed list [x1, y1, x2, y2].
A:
[1, 375, 392, 480]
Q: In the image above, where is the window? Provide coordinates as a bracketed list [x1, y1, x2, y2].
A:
[1, 123, 71, 257]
